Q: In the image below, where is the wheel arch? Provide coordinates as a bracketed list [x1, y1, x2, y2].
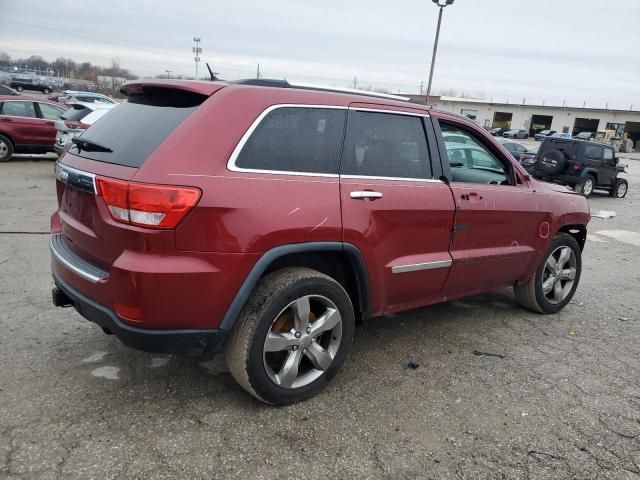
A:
[556, 224, 587, 251]
[0, 131, 15, 146]
[219, 242, 371, 331]
[581, 168, 598, 185]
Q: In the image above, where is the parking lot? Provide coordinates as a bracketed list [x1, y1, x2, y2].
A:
[1, 156, 639, 479]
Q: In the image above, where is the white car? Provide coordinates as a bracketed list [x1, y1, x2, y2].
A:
[54, 103, 117, 156]
[58, 91, 117, 107]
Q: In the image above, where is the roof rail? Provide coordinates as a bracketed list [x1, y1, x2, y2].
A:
[231, 78, 413, 103]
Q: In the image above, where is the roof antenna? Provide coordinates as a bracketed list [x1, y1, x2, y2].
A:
[206, 63, 218, 81]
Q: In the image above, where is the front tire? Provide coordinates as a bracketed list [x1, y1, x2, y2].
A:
[514, 233, 582, 314]
[226, 267, 355, 405]
[43, 88, 50, 94]
[609, 178, 628, 198]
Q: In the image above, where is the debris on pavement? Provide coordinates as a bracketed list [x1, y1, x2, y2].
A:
[407, 361, 420, 369]
[472, 351, 505, 359]
[592, 210, 616, 219]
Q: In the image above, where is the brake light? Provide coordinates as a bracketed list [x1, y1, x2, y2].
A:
[64, 120, 87, 130]
[572, 161, 582, 171]
[96, 177, 201, 229]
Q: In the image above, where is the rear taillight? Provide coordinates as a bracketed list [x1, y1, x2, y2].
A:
[64, 120, 88, 130]
[572, 161, 582, 171]
[96, 177, 201, 229]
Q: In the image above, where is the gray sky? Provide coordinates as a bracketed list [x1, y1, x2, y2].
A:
[1, 0, 639, 109]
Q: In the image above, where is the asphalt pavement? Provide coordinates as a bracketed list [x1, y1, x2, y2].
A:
[1, 156, 639, 479]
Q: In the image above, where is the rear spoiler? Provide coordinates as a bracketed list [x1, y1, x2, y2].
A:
[120, 80, 227, 97]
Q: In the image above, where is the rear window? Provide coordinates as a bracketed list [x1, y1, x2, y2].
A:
[68, 88, 204, 167]
[61, 105, 92, 121]
[539, 138, 579, 158]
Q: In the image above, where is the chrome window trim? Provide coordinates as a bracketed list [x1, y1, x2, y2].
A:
[391, 259, 452, 274]
[351, 106, 430, 118]
[227, 104, 347, 178]
[227, 104, 432, 179]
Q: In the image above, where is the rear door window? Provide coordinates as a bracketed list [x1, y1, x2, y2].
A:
[68, 88, 204, 167]
[340, 110, 431, 179]
[235, 107, 346, 174]
[1, 101, 37, 118]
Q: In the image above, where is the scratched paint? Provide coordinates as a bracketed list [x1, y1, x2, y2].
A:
[311, 217, 328, 232]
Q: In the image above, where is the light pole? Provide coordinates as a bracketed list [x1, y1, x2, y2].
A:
[193, 37, 202, 79]
[425, 0, 454, 103]
[165, 70, 172, 79]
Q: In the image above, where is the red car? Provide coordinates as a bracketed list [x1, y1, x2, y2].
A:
[50, 80, 590, 404]
[0, 95, 67, 161]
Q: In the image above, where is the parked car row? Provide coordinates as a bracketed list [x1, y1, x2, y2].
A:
[0, 90, 117, 161]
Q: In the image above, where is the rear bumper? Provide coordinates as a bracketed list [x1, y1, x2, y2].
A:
[53, 273, 227, 355]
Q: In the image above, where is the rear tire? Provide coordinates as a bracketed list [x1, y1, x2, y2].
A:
[15, 86, 23, 92]
[0, 135, 14, 162]
[226, 267, 355, 405]
[43, 88, 50, 94]
[514, 233, 582, 314]
[574, 174, 595, 197]
[609, 178, 628, 198]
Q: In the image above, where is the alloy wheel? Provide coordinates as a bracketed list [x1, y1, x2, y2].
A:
[541, 246, 577, 304]
[0, 140, 7, 158]
[263, 295, 342, 389]
[583, 179, 593, 196]
[617, 182, 627, 198]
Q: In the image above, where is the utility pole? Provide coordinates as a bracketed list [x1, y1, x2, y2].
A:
[256, 63, 261, 79]
[426, 0, 455, 102]
[419, 81, 424, 95]
[352, 76, 358, 89]
[193, 37, 202, 79]
[165, 70, 171, 79]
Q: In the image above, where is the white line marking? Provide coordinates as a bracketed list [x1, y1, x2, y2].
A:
[596, 230, 640, 247]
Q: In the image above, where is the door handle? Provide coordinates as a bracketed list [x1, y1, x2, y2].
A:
[0, 117, 12, 122]
[461, 192, 483, 202]
[350, 191, 383, 200]
[44, 121, 55, 126]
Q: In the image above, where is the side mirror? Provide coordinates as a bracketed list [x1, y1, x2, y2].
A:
[614, 157, 619, 164]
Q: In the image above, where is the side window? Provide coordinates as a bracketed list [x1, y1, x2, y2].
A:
[341, 110, 431, 179]
[235, 107, 346, 174]
[1, 101, 37, 118]
[441, 123, 509, 185]
[603, 148, 614, 162]
[585, 145, 602, 160]
[38, 103, 65, 120]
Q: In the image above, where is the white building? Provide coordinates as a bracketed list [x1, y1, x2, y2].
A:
[404, 95, 640, 147]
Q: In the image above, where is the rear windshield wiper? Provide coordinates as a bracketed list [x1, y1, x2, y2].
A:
[71, 137, 113, 153]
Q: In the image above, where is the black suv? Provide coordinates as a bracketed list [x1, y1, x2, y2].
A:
[523, 137, 628, 198]
[10, 77, 55, 94]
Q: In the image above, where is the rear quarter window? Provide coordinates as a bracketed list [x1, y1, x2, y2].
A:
[234, 107, 347, 174]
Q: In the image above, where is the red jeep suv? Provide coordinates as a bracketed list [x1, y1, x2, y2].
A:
[50, 80, 590, 404]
